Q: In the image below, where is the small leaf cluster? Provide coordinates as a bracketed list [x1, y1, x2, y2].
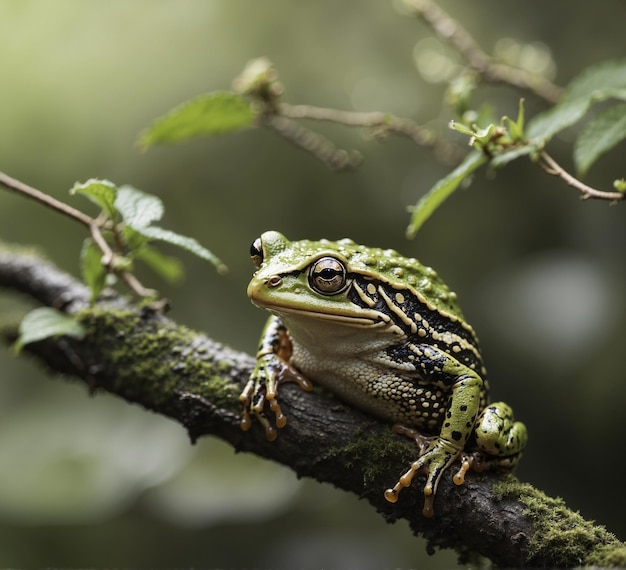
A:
[72, 179, 226, 302]
[407, 59, 626, 236]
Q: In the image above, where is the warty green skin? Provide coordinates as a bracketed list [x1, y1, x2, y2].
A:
[240, 230, 527, 517]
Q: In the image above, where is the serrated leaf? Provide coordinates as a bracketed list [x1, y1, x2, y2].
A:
[574, 103, 626, 175]
[527, 97, 591, 141]
[138, 91, 256, 149]
[527, 59, 626, 143]
[565, 59, 626, 102]
[134, 225, 226, 272]
[14, 307, 85, 353]
[406, 151, 487, 238]
[115, 185, 164, 229]
[80, 238, 108, 302]
[70, 179, 118, 220]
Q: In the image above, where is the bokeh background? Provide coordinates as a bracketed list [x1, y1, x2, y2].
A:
[0, 1, 625, 567]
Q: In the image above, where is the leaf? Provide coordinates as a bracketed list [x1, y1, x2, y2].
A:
[134, 225, 226, 273]
[449, 120, 475, 137]
[115, 185, 164, 228]
[406, 151, 487, 238]
[574, 103, 626, 175]
[503, 99, 525, 142]
[14, 307, 85, 353]
[134, 245, 185, 284]
[138, 91, 256, 149]
[70, 179, 118, 220]
[490, 143, 539, 169]
[527, 59, 626, 143]
[526, 97, 591, 142]
[80, 238, 108, 302]
[565, 59, 626, 102]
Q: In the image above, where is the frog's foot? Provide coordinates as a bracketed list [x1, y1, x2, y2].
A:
[384, 427, 462, 517]
[474, 401, 527, 461]
[239, 353, 313, 441]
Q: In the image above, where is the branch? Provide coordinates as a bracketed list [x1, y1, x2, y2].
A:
[537, 152, 625, 202]
[279, 103, 466, 164]
[1, 247, 625, 567]
[402, 0, 563, 104]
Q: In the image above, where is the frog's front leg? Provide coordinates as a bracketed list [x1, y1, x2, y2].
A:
[384, 345, 483, 517]
[240, 316, 313, 441]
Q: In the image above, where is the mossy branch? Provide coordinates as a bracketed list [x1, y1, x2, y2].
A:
[0, 247, 624, 568]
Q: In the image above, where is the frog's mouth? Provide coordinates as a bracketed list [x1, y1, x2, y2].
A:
[260, 301, 391, 329]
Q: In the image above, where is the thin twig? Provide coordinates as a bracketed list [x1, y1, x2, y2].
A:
[280, 103, 465, 164]
[402, 0, 563, 104]
[0, 170, 95, 227]
[262, 113, 363, 170]
[537, 152, 624, 201]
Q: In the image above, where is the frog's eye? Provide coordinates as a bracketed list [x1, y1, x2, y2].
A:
[309, 257, 349, 295]
[250, 237, 264, 268]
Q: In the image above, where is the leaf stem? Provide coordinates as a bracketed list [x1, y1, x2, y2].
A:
[537, 152, 624, 201]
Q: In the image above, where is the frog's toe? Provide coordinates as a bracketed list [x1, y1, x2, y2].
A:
[384, 439, 461, 517]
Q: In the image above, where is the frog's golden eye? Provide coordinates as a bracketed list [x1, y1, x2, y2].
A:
[309, 257, 349, 295]
[250, 237, 264, 268]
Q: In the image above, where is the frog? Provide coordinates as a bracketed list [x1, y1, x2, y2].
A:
[239, 230, 527, 517]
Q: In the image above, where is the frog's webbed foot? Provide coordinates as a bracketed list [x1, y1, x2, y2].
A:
[239, 353, 313, 441]
[384, 424, 461, 518]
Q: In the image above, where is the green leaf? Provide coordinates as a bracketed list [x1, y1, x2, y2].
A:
[14, 307, 85, 354]
[574, 103, 626, 175]
[115, 185, 164, 228]
[448, 120, 475, 137]
[80, 238, 108, 302]
[527, 59, 626, 143]
[503, 99, 525, 141]
[134, 225, 226, 273]
[527, 97, 591, 142]
[406, 151, 487, 238]
[70, 179, 118, 220]
[565, 59, 626, 102]
[134, 245, 185, 284]
[490, 143, 539, 169]
[138, 91, 256, 149]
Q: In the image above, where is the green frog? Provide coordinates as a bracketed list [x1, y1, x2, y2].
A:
[240, 231, 527, 517]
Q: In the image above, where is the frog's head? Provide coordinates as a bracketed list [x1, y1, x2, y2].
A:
[247, 230, 377, 327]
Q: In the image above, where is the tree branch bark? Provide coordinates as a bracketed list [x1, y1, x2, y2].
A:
[1, 247, 624, 567]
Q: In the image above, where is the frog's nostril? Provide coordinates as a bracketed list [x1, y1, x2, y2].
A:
[267, 275, 282, 287]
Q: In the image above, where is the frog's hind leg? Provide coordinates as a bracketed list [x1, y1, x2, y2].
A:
[474, 402, 527, 457]
[452, 401, 527, 485]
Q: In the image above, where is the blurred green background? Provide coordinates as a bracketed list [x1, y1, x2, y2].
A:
[1, 0, 625, 566]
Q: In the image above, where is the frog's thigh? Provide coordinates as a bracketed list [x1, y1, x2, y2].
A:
[474, 402, 527, 456]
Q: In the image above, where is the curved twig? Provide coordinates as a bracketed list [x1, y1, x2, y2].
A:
[537, 152, 624, 202]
